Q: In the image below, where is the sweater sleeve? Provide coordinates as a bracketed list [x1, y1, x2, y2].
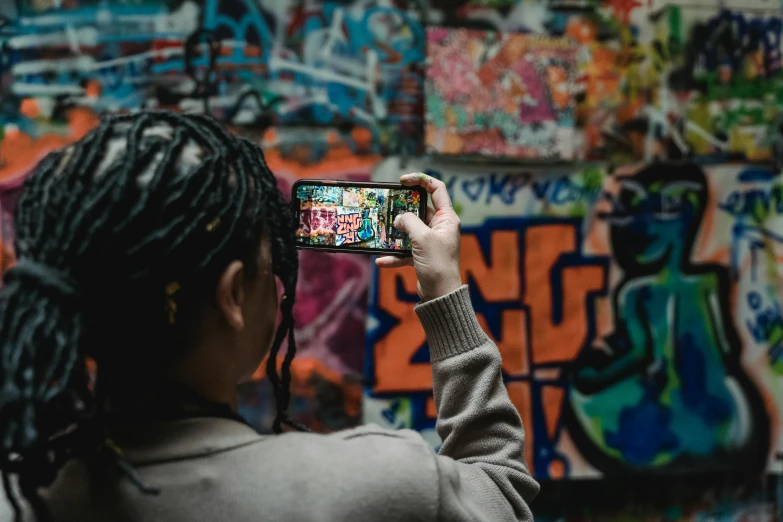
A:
[415, 286, 540, 522]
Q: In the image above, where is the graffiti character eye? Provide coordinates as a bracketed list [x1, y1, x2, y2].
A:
[654, 181, 703, 220]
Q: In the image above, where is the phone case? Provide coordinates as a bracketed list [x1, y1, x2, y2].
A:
[291, 179, 428, 257]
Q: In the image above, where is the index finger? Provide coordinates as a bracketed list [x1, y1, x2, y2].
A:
[400, 172, 452, 212]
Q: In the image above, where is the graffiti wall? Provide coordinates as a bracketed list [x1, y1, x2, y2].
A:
[4, 0, 782, 163]
[267, 150, 376, 377]
[364, 157, 783, 480]
[0, 0, 424, 154]
[425, 29, 577, 159]
[573, 1, 783, 164]
[0, 0, 422, 432]
[424, 0, 783, 164]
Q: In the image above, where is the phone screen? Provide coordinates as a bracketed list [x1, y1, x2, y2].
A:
[293, 182, 424, 254]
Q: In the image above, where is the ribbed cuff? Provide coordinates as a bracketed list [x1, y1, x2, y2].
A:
[415, 285, 488, 362]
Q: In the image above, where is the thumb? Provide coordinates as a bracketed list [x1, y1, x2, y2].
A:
[394, 212, 430, 243]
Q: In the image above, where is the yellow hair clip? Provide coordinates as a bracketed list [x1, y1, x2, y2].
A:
[164, 281, 181, 325]
[206, 217, 221, 232]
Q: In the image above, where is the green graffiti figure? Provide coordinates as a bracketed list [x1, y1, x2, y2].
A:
[565, 164, 769, 477]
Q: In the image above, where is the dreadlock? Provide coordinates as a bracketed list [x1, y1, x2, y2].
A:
[0, 111, 306, 521]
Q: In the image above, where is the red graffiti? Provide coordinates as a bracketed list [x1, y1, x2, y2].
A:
[311, 207, 337, 232]
[299, 210, 312, 235]
[604, 0, 642, 25]
[299, 207, 338, 236]
[0, 107, 99, 183]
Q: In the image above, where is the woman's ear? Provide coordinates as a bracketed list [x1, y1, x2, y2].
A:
[216, 260, 246, 331]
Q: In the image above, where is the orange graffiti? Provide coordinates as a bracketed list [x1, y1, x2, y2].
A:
[584, 46, 622, 107]
[262, 128, 381, 177]
[546, 66, 571, 109]
[373, 266, 428, 393]
[250, 356, 361, 418]
[542, 386, 564, 441]
[523, 224, 606, 364]
[336, 213, 362, 245]
[507, 383, 564, 474]
[20, 99, 40, 119]
[604, 0, 642, 26]
[370, 221, 608, 464]
[461, 231, 519, 301]
[507, 381, 534, 469]
[372, 223, 606, 388]
[0, 107, 99, 183]
[426, 396, 437, 419]
[477, 311, 528, 377]
[372, 229, 527, 393]
[565, 17, 598, 44]
[85, 80, 103, 98]
[0, 239, 16, 274]
[350, 127, 373, 153]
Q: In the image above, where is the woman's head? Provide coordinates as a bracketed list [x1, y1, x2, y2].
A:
[0, 112, 301, 512]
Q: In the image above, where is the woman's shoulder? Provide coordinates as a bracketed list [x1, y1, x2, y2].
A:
[231, 425, 441, 515]
[265, 423, 437, 467]
[1, 422, 441, 522]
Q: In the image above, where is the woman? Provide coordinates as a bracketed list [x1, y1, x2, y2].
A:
[0, 112, 538, 521]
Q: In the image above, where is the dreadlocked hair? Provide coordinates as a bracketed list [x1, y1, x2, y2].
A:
[0, 111, 307, 522]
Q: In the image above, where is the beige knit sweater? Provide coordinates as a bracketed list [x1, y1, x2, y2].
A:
[2, 286, 539, 521]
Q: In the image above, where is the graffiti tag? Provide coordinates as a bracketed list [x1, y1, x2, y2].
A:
[336, 213, 362, 246]
[746, 291, 783, 365]
[720, 185, 783, 219]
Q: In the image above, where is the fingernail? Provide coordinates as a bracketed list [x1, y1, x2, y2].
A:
[393, 214, 401, 227]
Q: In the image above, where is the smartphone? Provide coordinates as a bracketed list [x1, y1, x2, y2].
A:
[291, 179, 427, 256]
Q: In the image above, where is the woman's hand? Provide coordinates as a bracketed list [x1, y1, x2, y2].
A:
[376, 173, 462, 302]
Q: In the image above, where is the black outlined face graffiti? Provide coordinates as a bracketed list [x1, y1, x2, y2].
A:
[566, 164, 770, 478]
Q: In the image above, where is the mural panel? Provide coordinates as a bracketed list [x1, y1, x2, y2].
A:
[425, 0, 783, 164]
[364, 157, 783, 479]
[425, 28, 577, 159]
[0, 0, 424, 154]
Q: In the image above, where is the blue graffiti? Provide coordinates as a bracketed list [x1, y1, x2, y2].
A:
[746, 291, 783, 343]
[568, 165, 770, 476]
[1, 1, 424, 151]
[698, 10, 783, 78]
[357, 214, 375, 242]
[728, 221, 783, 281]
[719, 185, 783, 218]
[720, 173, 783, 281]
[425, 169, 600, 207]
[745, 291, 783, 366]
[532, 177, 602, 206]
[426, 169, 533, 206]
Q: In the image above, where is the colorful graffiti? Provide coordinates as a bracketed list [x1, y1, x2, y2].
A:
[272, 162, 376, 377]
[421, 1, 783, 163]
[364, 157, 782, 479]
[240, 356, 363, 434]
[0, 0, 424, 154]
[242, 153, 375, 431]
[425, 28, 576, 159]
[567, 164, 770, 477]
[295, 183, 420, 249]
[4, 0, 783, 164]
